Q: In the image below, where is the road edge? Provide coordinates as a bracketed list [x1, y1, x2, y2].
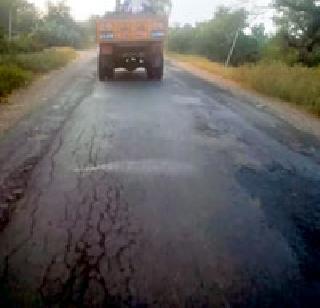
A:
[0, 51, 97, 232]
[167, 57, 320, 139]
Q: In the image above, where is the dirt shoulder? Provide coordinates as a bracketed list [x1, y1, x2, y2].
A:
[168, 57, 320, 139]
[0, 50, 96, 231]
[0, 50, 95, 136]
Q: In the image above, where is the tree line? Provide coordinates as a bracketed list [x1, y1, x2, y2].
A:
[168, 0, 320, 67]
[0, 0, 95, 53]
[1, 0, 318, 67]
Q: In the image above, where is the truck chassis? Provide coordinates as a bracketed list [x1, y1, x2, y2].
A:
[98, 42, 164, 81]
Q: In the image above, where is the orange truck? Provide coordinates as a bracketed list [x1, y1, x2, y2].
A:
[96, 11, 168, 81]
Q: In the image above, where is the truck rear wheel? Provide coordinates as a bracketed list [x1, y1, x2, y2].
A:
[153, 64, 163, 80]
[147, 66, 163, 80]
[106, 68, 115, 80]
[147, 55, 164, 80]
[146, 66, 154, 79]
[98, 56, 105, 81]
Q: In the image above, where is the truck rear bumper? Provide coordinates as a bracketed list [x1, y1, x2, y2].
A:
[99, 42, 163, 70]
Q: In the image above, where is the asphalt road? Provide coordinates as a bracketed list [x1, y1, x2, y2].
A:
[0, 53, 319, 307]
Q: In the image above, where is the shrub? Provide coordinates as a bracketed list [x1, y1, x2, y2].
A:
[0, 47, 76, 101]
[0, 65, 32, 97]
[14, 47, 77, 73]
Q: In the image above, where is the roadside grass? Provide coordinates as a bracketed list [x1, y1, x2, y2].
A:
[168, 53, 232, 79]
[14, 47, 77, 73]
[0, 65, 32, 98]
[169, 53, 320, 116]
[0, 47, 77, 102]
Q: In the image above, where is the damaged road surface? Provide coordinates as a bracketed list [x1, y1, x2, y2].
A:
[0, 55, 320, 307]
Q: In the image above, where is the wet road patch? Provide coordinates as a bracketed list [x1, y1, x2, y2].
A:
[236, 162, 320, 306]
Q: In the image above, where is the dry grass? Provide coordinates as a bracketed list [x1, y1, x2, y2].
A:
[169, 53, 232, 79]
[169, 53, 320, 116]
[14, 47, 77, 73]
[0, 47, 77, 102]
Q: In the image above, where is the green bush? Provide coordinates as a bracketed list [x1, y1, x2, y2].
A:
[14, 47, 77, 73]
[0, 47, 76, 100]
[10, 35, 44, 53]
[0, 36, 44, 55]
[0, 65, 32, 97]
[261, 37, 299, 66]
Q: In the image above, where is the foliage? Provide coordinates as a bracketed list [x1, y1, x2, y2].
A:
[0, 0, 39, 36]
[168, 2, 320, 67]
[0, 34, 44, 54]
[0, 64, 32, 97]
[33, 20, 81, 48]
[15, 0, 39, 34]
[0, 0, 92, 52]
[33, 1, 88, 49]
[274, 0, 320, 66]
[80, 15, 101, 47]
[167, 7, 266, 66]
[261, 35, 299, 65]
[14, 47, 77, 73]
[0, 47, 76, 100]
[0, 0, 84, 100]
[167, 24, 196, 54]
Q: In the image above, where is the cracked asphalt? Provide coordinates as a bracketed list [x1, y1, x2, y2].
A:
[0, 52, 320, 307]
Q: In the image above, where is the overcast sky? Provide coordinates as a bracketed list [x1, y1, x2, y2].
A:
[30, 0, 274, 29]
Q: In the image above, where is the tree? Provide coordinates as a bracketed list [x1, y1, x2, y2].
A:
[0, 0, 18, 38]
[0, 0, 92, 53]
[79, 15, 100, 46]
[167, 24, 196, 53]
[167, 6, 265, 66]
[45, 1, 73, 25]
[34, 1, 84, 48]
[262, 34, 299, 65]
[193, 7, 249, 64]
[15, 1, 39, 34]
[0, 0, 39, 38]
[274, 0, 320, 65]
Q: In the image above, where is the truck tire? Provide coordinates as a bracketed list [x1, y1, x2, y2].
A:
[146, 66, 154, 79]
[106, 68, 115, 80]
[153, 64, 163, 80]
[98, 56, 105, 81]
[147, 55, 163, 80]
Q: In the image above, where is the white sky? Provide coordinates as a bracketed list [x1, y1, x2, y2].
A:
[29, 0, 274, 29]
